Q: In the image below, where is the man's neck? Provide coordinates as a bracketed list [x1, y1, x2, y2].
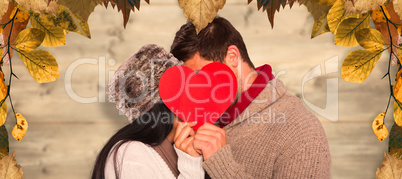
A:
[240, 63, 258, 93]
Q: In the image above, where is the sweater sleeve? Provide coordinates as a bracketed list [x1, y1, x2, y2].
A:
[272, 139, 331, 178]
[174, 145, 205, 179]
[202, 144, 254, 179]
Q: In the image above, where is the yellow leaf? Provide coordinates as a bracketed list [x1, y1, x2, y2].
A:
[0, 0, 8, 19]
[372, 112, 389, 142]
[335, 14, 371, 46]
[0, 27, 3, 34]
[11, 113, 27, 142]
[0, 102, 6, 127]
[311, 16, 330, 38]
[398, 47, 402, 64]
[372, 5, 391, 23]
[394, 70, 402, 103]
[327, 0, 361, 34]
[301, 0, 331, 38]
[58, 0, 102, 22]
[393, 102, 402, 127]
[54, 5, 91, 38]
[14, 0, 57, 16]
[0, 71, 7, 103]
[376, 152, 402, 178]
[394, 0, 402, 21]
[30, 16, 66, 47]
[355, 28, 385, 51]
[0, 152, 23, 179]
[311, 0, 336, 6]
[14, 28, 45, 52]
[17, 50, 59, 83]
[341, 49, 384, 83]
[10, 8, 29, 23]
[344, 0, 386, 15]
[178, 0, 226, 33]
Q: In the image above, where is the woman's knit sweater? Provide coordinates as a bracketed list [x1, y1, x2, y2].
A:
[105, 141, 204, 178]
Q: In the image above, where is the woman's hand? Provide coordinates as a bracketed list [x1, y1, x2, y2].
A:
[174, 122, 200, 157]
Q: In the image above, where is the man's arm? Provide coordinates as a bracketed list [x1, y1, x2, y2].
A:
[193, 123, 254, 178]
[202, 144, 254, 178]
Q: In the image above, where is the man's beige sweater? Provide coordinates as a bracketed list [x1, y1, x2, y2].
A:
[203, 79, 331, 178]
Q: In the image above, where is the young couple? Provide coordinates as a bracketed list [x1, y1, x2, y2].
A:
[91, 17, 331, 179]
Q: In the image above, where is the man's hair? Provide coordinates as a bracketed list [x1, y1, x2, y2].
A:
[170, 17, 255, 69]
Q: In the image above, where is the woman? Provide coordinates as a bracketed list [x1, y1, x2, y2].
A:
[91, 44, 204, 179]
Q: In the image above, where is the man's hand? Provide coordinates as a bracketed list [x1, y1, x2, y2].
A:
[174, 122, 201, 157]
[193, 123, 227, 160]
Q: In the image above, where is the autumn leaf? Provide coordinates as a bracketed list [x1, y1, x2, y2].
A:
[11, 113, 27, 142]
[14, 28, 45, 52]
[355, 28, 385, 52]
[0, 152, 23, 179]
[30, 15, 66, 47]
[394, 101, 402, 127]
[0, 101, 6, 127]
[17, 50, 59, 83]
[394, 70, 402, 102]
[373, 3, 402, 66]
[311, 0, 336, 6]
[327, 0, 361, 34]
[250, 0, 298, 28]
[0, 0, 9, 19]
[102, 0, 150, 28]
[335, 14, 370, 46]
[372, 5, 391, 23]
[1, 3, 30, 65]
[30, 5, 91, 39]
[389, 123, 402, 159]
[0, 125, 8, 159]
[393, 0, 402, 21]
[344, 0, 386, 15]
[300, 0, 331, 38]
[179, 0, 226, 33]
[0, 71, 7, 104]
[9, 7, 29, 23]
[58, 0, 102, 22]
[376, 152, 402, 178]
[311, 15, 331, 38]
[372, 112, 389, 142]
[341, 49, 384, 83]
[14, 0, 57, 16]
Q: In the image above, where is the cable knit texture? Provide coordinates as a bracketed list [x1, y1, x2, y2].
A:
[202, 79, 331, 178]
[105, 141, 204, 179]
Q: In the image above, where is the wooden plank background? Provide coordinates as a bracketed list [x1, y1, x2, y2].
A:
[2, 1, 393, 178]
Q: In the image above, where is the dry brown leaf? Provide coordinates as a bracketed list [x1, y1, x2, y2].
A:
[372, 112, 389, 142]
[376, 152, 402, 178]
[0, 3, 30, 65]
[14, 0, 58, 16]
[394, 0, 402, 21]
[179, 0, 226, 33]
[251, 0, 298, 28]
[0, 152, 23, 179]
[102, 0, 150, 28]
[0, 0, 8, 19]
[373, 2, 402, 66]
[344, 0, 387, 15]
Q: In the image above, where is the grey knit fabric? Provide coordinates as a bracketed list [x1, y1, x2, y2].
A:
[107, 44, 182, 122]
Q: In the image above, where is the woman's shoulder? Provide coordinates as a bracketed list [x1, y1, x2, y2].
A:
[113, 141, 155, 160]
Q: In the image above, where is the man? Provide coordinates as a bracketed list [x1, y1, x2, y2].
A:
[170, 17, 331, 178]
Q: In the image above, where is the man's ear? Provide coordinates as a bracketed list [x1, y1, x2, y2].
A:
[224, 45, 241, 68]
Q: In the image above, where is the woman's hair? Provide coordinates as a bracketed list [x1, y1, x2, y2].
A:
[91, 101, 174, 179]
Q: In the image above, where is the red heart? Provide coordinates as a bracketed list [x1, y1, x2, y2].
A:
[159, 62, 237, 131]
